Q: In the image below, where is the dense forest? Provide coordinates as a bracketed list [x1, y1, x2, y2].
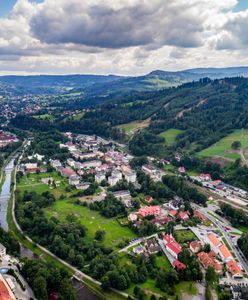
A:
[10, 77, 248, 154]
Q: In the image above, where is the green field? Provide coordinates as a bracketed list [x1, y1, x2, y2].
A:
[33, 114, 55, 121]
[17, 171, 74, 198]
[174, 229, 197, 243]
[44, 199, 136, 248]
[198, 129, 248, 159]
[159, 128, 184, 145]
[117, 119, 150, 135]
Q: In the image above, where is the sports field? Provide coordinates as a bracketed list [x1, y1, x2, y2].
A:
[198, 129, 248, 159]
[159, 128, 184, 145]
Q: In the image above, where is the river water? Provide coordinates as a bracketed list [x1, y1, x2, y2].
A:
[0, 158, 15, 231]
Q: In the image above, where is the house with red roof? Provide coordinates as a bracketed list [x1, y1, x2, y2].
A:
[200, 174, 212, 181]
[163, 234, 182, 259]
[144, 195, 153, 204]
[0, 275, 16, 300]
[173, 260, 186, 270]
[193, 209, 206, 222]
[59, 167, 76, 178]
[168, 210, 178, 218]
[190, 240, 202, 254]
[226, 260, 243, 279]
[197, 251, 223, 274]
[138, 206, 161, 218]
[178, 211, 190, 222]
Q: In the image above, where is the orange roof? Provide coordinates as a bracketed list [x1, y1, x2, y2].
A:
[208, 233, 221, 247]
[197, 252, 223, 273]
[169, 210, 178, 217]
[0, 280, 12, 300]
[219, 244, 232, 259]
[226, 260, 242, 275]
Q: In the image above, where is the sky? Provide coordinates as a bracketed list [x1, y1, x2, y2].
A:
[0, 0, 248, 75]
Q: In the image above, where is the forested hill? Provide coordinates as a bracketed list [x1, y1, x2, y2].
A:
[10, 77, 248, 156]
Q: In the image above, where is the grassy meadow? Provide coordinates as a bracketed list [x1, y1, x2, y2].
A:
[159, 128, 184, 145]
[198, 129, 248, 159]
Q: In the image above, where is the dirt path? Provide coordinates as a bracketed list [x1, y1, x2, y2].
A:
[239, 148, 248, 166]
[176, 99, 207, 119]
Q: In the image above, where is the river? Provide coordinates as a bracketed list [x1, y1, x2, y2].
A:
[0, 157, 15, 231]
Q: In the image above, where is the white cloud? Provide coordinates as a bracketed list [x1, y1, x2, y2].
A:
[0, 0, 247, 75]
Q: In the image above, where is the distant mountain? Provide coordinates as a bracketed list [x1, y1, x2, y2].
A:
[1, 66, 248, 97]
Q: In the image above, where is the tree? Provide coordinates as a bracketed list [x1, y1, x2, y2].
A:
[33, 276, 48, 300]
[205, 266, 217, 285]
[101, 275, 111, 290]
[95, 230, 106, 242]
[231, 141, 241, 150]
[205, 285, 212, 300]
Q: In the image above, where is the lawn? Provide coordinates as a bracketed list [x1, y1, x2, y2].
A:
[198, 129, 248, 159]
[33, 114, 55, 121]
[155, 255, 171, 270]
[237, 226, 248, 233]
[17, 171, 74, 198]
[117, 119, 150, 136]
[174, 229, 197, 243]
[44, 199, 136, 248]
[159, 128, 184, 145]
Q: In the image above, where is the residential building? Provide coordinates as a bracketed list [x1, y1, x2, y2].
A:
[145, 239, 161, 254]
[0, 243, 6, 257]
[50, 159, 62, 169]
[59, 167, 76, 178]
[144, 195, 153, 204]
[138, 206, 161, 218]
[108, 176, 120, 186]
[226, 260, 243, 279]
[193, 209, 206, 222]
[178, 211, 190, 221]
[67, 158, 76, 168]
[173, 260, 186, 270]
[163, 234, 182, 259]
[207, 233, 222, 252]
[128, 213, 138, 223]
[0, 274, 16, 300]
[133, 245, 144, 255]
[95, 173, 106, 184]
[168, 210, 178, 218]
[112, 170, 122, 180]
[142, 164, 156, 175]
[81, 160, 102, 169]
[113, 190, 132, 208]
[190, 241, 202, 254]
[197, 251, 223, 274]
[178, 167, 186, 173]
[69, 175, 80, 186]
[218, 244, 233, 262]
[199, 174, 212, 181]
[124, 171, 137, 183]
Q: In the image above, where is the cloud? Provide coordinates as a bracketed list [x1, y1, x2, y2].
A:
[30, 0, 206, 49]
[215, 10, 248, 49]
[0, 0, 247, 75]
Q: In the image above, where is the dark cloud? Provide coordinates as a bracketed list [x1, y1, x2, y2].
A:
[30, 1, 204, 49]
